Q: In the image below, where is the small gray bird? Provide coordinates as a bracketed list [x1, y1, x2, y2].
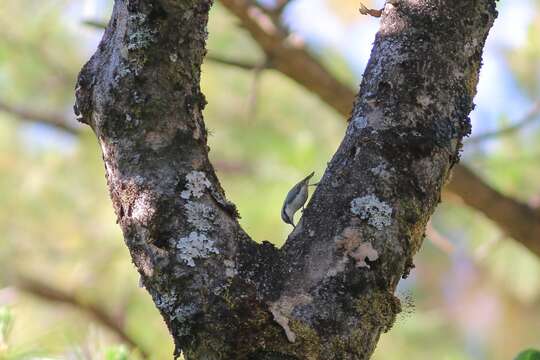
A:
[281, 171, 315, 227]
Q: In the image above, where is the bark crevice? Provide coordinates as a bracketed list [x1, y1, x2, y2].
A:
[75, 0, 498, 358]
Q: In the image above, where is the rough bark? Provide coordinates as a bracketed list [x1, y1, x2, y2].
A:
[218, 0, 540, 256]
[74, 0, 497, 359]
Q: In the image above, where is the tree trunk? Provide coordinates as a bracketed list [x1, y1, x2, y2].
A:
[74, 0, 497, 358]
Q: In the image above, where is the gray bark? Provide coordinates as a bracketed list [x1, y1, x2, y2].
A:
[74, 0, 497, 359]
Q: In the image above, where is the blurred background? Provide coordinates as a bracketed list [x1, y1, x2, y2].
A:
[1, 0, 539, 359]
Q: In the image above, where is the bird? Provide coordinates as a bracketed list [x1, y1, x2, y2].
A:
[281, 171, 316, 228]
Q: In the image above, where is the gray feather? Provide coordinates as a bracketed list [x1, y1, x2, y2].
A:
[281, 172, 315, 226]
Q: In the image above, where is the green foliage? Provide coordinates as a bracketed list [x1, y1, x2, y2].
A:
[515, 349, 540, 360]
[0, 307, 45, 360]
[0, 0, 539, 359]
[0, 307, 14, 352]
[104, 345, 129, 360]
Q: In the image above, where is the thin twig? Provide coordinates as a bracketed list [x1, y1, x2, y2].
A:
[467, 100, 540, 144]
[205, 54, 267, 71]
[14, 276, 148, 358]
[426, 222, 455, 254]
[246, 59, 272, 117]
[0, 99, 79, 134]
[82, 19, 107, 29]
[273, 0, 292, 16]
[219, 0, 540, 258]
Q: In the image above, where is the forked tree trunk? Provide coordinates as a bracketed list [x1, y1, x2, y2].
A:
[74, 0, 497, 358]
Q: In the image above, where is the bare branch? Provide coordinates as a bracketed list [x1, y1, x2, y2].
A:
[273, 0, 292, 17]
[219, 0, 356, 116]
[218, 0, 540, 257]
[467, 100, 540, 144]
[81, 1, 540, 260]
[426, 222, 455, 254]
[205, 53, 267, 71]
[0, 99, 79, 135]
[14, 276, 148, 358]
[82, 19, 107, 29]
[445, 164, 540, 257]
[246, 61, 268, 116]
[74, 1, 498, 357]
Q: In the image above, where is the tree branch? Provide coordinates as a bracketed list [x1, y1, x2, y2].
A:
[426, 222, 455, 254]
[272, 0, 292, 18]
[218, 0, 540, 256]
[205, 53, 266, 71]
[445, 165, 540, 257]
[0, 99, 78, 135]
[219, 0, 356, 117]
[80, 6, 540, 256]
[14, 276, 148, 358]
[74, 0, 497, 358]
[467, 100, 540, 144]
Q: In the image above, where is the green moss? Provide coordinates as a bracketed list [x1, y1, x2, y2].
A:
[465, 60, 481, 99]
[354, 290, 401, 333]
[289, 320, 321, 359]
[328, 335, 348, 357]
[396, 198, 428, 253]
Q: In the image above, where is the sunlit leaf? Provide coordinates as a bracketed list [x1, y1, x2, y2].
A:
[515, 349, 540, 360]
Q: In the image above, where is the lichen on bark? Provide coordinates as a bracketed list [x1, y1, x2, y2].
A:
[75, 0, 498, 358]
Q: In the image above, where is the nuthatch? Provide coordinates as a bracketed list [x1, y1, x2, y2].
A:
[281, 171, 316, 227]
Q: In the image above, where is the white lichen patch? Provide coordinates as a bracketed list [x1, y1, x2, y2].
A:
[370, 163, 392, 181]
[268, 294, 313, 343]
[185, 202, 215, 231]
[127, 13, 157, 51]
[132, 192, 155, 222]
[172, 303, 199, 321]
[335, 227, 380, 269]
[133, 175, 145, 185]
[352, 115, 367, 130]
[169, 53, 178, 63]
[351, 195, 392, 230]
[224, 259, 237, 278]
[171, 232, 219, 267]
[155, 289, 177, 314]
[181, 171, 211, 200]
